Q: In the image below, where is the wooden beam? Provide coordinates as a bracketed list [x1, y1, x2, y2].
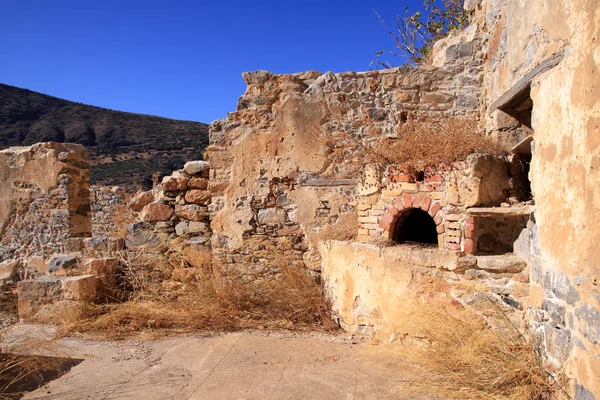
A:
[488, 50, 565, 115]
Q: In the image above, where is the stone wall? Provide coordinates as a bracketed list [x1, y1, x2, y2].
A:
[472, 0, 600, 396]
[90, 185, 127, 236]
[207, 36, 485, 277]
[0, 143, 91, 261]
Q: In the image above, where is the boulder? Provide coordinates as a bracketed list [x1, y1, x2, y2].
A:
[183, 161, 210, 176]
[185, 190, 211, 205]
[140, 202, 174, 221]
[182, 244, 212, 268]
[175, 221, 210, 236]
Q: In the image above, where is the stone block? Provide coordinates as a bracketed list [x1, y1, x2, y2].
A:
[0, 260, 19, 281]
[576, 303, 600, 344]
[185, 190, 211, 205]
[128, 190, 154, 211]
[175, 204, 209, 222]
[257, 208, 286, 225]
[474, 254, 526, 273]
[48, 254, 77, 274]
[544, 271, 581, 306]
[61, 275, 97, 301]
[162, 175, 188, 191]
[86, 258, 119, 276]
[175, 221, 210, 236]
[188, 177, 209, 189]
[140, 202, 174, 221]
[184, 160, 210, 176]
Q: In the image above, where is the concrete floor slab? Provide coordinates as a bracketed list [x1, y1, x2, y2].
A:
[2, 327, 435, 400]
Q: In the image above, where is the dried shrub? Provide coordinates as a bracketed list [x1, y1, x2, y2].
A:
[373, 118, 508, 170]
[54, 247, 335, 339]
[367, 289, 568, 400]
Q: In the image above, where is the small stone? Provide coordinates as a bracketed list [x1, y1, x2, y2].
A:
[48, 255, 77, 274]
[140, 202, 174, 221]
[183, 161, 210, 176]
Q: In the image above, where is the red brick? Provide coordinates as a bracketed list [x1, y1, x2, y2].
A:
[418, 183, 434, 191]
[395, 174, 412, 183]
[466, 216, 475, 224]
[464, 239, 475, 254]
[436, 224, 445, 233]
[378, 219, 391, 230]
[382, 211, 394, 224]
[403, 194, 412, 208]
[385, 203, 399, 216]
[424, 173, 443, 182]
[434, 215, 443, 225]
[465, 223, 475, 239]
[393, 196, 405, 211]
[421, 197, 432, 212]
[412, 194, 422, 208]
[428, 202, 442, 217]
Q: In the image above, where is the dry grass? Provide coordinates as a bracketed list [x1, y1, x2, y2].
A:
[374, 118, 508, 170]
[369, 292, 568, 400]
[54, 248, 335, 339]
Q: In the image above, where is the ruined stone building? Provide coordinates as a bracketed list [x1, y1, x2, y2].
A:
[0, 0, 597, 397]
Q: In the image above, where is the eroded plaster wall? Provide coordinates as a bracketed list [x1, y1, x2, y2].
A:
[207, 41, 485, 277]
[0, 142, 91, 261]
[478, 0, 600, 396]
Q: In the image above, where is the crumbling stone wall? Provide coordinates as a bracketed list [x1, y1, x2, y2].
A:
[0, 143, 91, 261]
[208, 37, 485, 277]
[471, 0, 600, 396]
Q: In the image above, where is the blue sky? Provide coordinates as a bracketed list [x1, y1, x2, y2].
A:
[0, 1, 424, 123]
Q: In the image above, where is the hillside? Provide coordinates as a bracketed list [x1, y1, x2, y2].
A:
[0, 83, 209, 188]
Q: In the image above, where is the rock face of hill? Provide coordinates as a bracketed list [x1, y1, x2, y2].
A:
[0, 83, 209, 188]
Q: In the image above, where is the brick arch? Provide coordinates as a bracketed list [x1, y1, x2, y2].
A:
[378, 193, 444, 246]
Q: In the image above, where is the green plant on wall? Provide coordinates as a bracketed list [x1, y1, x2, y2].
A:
[373, 0, 470, 67]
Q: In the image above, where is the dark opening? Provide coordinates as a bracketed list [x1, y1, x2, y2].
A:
[416, 171, 425, 182]
[392, 208, 438, 245]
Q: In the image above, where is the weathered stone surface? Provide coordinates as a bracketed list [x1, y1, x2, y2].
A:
[61, 275, 97, 301]
[85, 258, 119, 276]
[140, 202, 174, 222]
[544, 271, 580, 306]
[576, 303, 600, 344]
[174, 204, 208, 222]
[543, 324, 572, 365]
[48, 255, 77, 274]
[188, 177, 209, 189]
[257, 208, 286, 225]
[474, 254, 526, 274]
[175, 221, 210, 236]
[125, 230, 169, 252]
[0, 260, 19, 281]
[575, 384, 596, 400]
[183, 161, 209, 176]
[162, 175, 189, 191]
[184, 190, 211, 205]
[128, 190, 154, 211]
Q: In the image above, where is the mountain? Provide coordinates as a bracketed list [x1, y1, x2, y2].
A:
[0, 83, 209, 188]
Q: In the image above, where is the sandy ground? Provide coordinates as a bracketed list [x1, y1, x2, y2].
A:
[2, 325, 435, 400]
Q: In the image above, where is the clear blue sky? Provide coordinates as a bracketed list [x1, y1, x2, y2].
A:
[0, 1, 423, 124]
